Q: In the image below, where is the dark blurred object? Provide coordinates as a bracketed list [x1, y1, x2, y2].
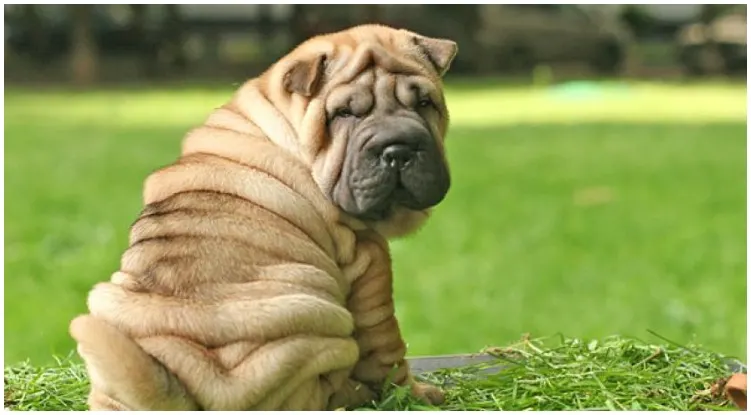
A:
[6, 5, 151, 61]
[5, 4, 744, 85]
[620, 5, 702, 40]
[620, 6, 654, 39]
[475, 5, 631, 75]
[676, 5, 747, 76]
[5, 4, 182, 81]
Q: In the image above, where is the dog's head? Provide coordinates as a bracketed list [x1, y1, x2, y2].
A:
[258, 24, 457, 238]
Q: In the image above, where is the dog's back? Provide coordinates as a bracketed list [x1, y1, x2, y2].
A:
[125, 154, 342, 296]
[70, 115, 366, 411]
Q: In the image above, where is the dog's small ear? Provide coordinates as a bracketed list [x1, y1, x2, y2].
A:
[283, 54, 326, 97]
[414, 35, 458, 77]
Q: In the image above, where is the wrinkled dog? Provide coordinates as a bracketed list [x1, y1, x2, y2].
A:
[70, 24, 457, 410]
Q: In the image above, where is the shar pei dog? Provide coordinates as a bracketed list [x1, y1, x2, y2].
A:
[69, 24, 457, 411]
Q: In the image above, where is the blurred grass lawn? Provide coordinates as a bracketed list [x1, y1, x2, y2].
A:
[4, 80, 747, 364]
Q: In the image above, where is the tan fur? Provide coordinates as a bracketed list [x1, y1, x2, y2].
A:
[69, 24, 457, 411]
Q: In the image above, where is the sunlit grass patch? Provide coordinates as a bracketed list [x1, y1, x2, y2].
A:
[5, 81, 746, 129]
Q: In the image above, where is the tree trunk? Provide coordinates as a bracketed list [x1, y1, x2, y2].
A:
[163, 4, 187, 72]
[68, 5, 98, 86]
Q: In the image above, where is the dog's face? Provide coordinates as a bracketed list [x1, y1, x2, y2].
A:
[265, 24, 457, 238]
[326, 65, 451, 223]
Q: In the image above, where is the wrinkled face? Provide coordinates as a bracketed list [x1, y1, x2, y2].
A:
[273, 24, 457, 237]
[326, 67, 450, 223]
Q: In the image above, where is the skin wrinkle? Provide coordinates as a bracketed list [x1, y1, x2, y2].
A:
[127, 218, 297, 264]
[126, 235, 291, 269]
[69, 24, 457, 411]
[144, 156, 339, 258]
[87, 283, 355, 347]
[172, 147, 341, 257]
[340, 127, 364, 214]
[135, 191, 327, 266]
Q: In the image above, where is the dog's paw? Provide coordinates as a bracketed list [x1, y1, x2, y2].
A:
[328, 379, 376, 410]
[410, 381, 445, 406]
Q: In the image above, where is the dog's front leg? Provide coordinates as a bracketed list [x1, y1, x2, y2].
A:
[346, 234, 445, 406]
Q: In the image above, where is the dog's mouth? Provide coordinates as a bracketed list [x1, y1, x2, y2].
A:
[356, 205, 392, 222]
[341, 174, 402, 222]
[358, 180, 416, 221]
[340, 159, 448, 222]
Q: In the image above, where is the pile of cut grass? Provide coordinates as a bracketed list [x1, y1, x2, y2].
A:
[368, 334, 743, 411]
[4, 355, 89, 411]
[5, 335, 743, 411]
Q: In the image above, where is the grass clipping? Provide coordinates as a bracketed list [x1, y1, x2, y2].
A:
[5, 335, 743, 411]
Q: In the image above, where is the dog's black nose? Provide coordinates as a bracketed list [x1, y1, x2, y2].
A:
[381, 144, 415, 169]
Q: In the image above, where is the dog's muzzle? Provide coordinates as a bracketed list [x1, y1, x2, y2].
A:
[337, 118, 450, 221]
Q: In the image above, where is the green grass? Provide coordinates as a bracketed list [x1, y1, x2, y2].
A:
[4, 81, 746, 371]
[3, 334, 742, 411]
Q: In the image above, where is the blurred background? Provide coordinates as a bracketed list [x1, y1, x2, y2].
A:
[4, 4, 747, 365]
[3, 4, 748, 84]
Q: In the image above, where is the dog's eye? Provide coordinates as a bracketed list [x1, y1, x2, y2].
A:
[334, 108, 354, 118]
[417, 98, 433, 108]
